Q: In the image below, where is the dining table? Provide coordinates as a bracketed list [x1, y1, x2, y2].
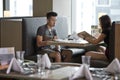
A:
[47, 39, 92, 47]
[0, 62, 117, 80]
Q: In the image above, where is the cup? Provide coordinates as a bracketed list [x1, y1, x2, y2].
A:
[37, 54, 45, 74]
[16, 51, 25, 64]
[82, 55, 91, 67]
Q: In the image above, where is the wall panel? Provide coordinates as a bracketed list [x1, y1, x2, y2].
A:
[0, 19, 22, 51]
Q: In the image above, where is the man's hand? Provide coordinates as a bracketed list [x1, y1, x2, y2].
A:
[45, 41, 52, 45]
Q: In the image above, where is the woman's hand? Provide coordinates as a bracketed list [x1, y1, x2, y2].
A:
[77, 33, 85, 39]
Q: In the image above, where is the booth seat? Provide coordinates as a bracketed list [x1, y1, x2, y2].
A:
[1, 17, 118, 68]
[61, 48, 85, 63]
[22, 17, 86, 62]
[22, 17, 52, 61]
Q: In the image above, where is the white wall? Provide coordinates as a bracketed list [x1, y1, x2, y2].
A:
[0, 0, 3, 17]
[53, 0, 72, 34]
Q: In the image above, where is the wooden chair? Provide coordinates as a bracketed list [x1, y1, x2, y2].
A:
[109, 21, 120, 61]
[90, 21, 120, 68]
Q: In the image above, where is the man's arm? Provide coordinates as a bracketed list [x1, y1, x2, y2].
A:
[36, 35, 48, 47]
[53, 36, 60, 51]
[53, 36, 58, 40]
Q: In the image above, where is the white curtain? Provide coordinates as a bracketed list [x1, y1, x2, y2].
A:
[0, 0, 3, 17]
[72, 0, 96, 34]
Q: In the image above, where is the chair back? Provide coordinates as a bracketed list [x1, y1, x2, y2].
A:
[22, 17, 69, 57]
[22, 17, 45, 57]
[109, 21, 120, 61]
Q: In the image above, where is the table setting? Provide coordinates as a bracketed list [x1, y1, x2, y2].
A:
[1, 50, 120, 80]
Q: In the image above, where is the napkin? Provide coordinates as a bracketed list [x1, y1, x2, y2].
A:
[42, 54, 51, 68]
[0, 47, 15, 65]
[6, 58, 24, 74]
[70, 64, 93, 80]
[0, 60, 8, 65]
[68, 32, 79, 40]
[105, 58, 120, 73]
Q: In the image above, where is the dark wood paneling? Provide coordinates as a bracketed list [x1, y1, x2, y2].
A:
[115, 23, 120, 60]
[0, 20, 1, 46]
[33, 0, 53, 17]
[0, 19, 22, 51]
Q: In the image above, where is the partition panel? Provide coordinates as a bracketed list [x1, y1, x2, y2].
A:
[115, 22, 120, 60]
[0, 19, 22, 51]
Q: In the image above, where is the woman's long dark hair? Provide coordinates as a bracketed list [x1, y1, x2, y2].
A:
[99, 15, 111, 31]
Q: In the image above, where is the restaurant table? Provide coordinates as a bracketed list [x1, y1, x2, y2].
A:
[0, 63, 116, 80]
[0, 63, 81, 80]
[47, 39, 92, 47]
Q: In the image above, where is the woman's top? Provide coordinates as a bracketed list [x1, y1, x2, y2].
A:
[102, 28, 110, 59]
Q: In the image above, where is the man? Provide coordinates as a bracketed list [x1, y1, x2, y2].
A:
[36, 12, 61, 62]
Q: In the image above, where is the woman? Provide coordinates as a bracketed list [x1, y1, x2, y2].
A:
[79, 15, 112, 61]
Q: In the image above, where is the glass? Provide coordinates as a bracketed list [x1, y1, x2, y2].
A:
[37, 54, 45, 75]
[82, 56, 91, 67]
[16, 51, 25, 64]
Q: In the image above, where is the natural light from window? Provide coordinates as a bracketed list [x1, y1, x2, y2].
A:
[10, 0, 33, 17]
[72, 0, 96, 34]
[0, 0, 3, 17]
[72, 0, 120, 35]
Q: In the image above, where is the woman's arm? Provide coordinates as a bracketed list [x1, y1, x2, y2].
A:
[85, 33, 106, 45]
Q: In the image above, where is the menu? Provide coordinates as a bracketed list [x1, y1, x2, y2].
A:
[77, 31, 95, 40]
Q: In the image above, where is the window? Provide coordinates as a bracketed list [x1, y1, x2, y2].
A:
[97, 0, 111, 7]
[72, 0, 95, 34]
[10, 0, 33, 17]
[72, 0, 120, 34]
[0, 0, 3, 17]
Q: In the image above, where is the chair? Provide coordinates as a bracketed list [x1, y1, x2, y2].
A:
[22, 17, 41, 62]
[90, 21, 120, 68]
[109, 21, 120, 61]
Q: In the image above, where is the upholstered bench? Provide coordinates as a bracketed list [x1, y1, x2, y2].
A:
[61, 48, 85, 62]
[22, 17, 69, 62]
